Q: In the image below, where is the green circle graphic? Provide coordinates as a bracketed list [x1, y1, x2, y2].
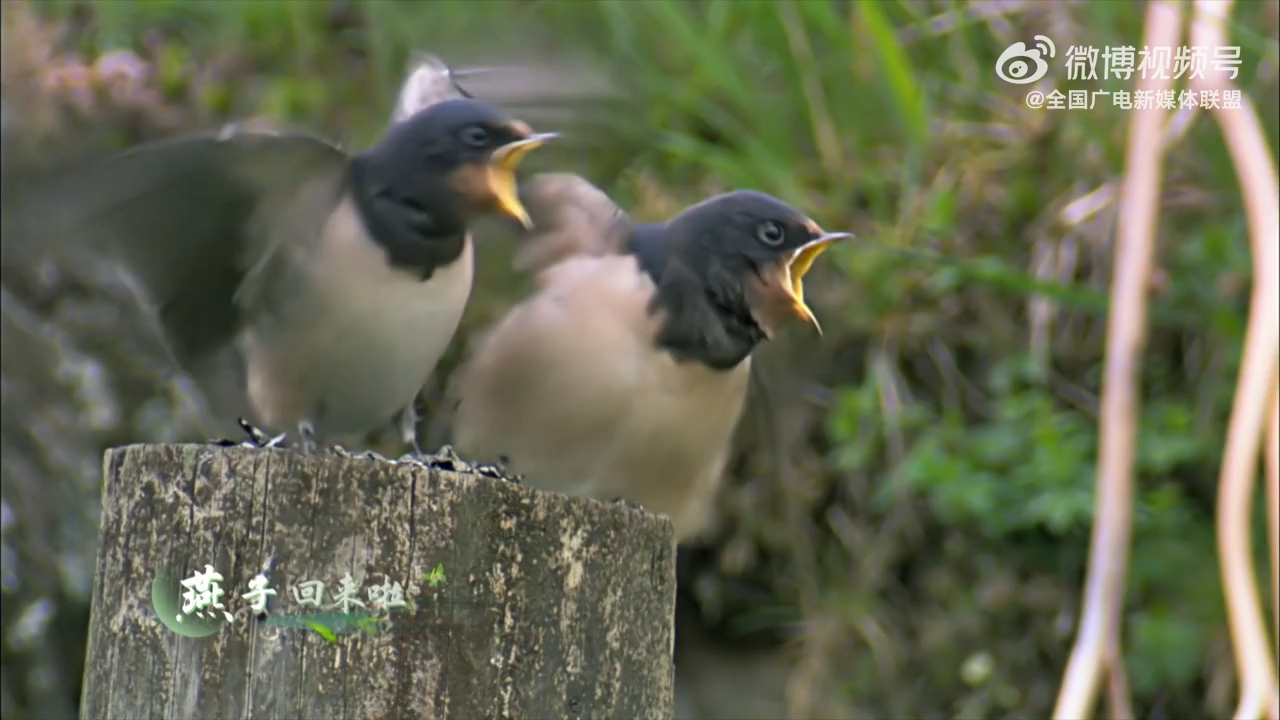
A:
[151, 563, 225, 638]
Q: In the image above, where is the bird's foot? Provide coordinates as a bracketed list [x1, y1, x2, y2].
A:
[397, 403, 427, 460]
[399, 445, 522, 483]
[295, 420, 319, 455]
[402, 444, 467, 471]
[478, 454, 521, 483]
[472, 458, 522, 484]
[212, 419, 288, 449]
[330, 445, 393, 463]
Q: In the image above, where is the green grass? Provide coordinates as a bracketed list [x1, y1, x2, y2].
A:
[20, 0, 1280, 717]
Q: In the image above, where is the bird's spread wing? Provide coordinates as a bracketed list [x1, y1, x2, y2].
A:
[508, 173, 636, 275]
[21, 127, 350, 367]
[451, 254, 662, 480]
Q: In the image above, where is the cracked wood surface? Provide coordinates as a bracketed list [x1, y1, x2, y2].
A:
[80, 444, 677, 720]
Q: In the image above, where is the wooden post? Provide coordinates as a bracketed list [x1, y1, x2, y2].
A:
[80, 444, 676, 719]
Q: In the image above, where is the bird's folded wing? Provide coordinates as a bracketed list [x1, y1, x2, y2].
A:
[20, 129, 350, 367]
[508, 173, 636, 276]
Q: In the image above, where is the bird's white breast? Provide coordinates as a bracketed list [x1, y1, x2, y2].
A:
[245, 198, 474, 435]
[453, 253, 751, 540]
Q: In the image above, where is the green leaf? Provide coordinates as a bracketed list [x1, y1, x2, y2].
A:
[1127, 611, 1207, 694]
[303, 620, 338, 644]
[857, 2, 928, 148]
[423, 563, 447, 588]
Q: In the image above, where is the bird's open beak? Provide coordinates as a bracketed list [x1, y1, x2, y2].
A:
[779, 227, 852, 335]
[488, 132, 558, 229]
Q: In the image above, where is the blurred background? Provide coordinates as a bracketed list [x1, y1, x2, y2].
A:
[1, 1, 1277, 718]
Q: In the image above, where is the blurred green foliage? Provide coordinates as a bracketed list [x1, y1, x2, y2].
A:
[26, 0, 1280, 717]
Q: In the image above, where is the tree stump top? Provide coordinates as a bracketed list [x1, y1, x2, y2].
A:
[81, 443, 677, 720]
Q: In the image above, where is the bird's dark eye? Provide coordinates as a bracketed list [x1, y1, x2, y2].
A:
[756, 221, 785, 246]
[461, 125, 491, 148]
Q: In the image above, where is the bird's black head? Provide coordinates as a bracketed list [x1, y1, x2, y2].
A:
[355, 98, 557, 234]
[641, 190, 851, 369]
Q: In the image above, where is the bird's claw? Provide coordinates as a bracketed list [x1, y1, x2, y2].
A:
[211, 418, 286, 449]
[412, 444, 468, 471]
[472, 460, 521, 484]
[216, 427, 524, 485]
[478, 454, 520, 483]
[331, 445, 392, 462]
[392, 445, 522, 483]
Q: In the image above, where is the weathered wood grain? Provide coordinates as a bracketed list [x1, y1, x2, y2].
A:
[80, 444, 676, 720]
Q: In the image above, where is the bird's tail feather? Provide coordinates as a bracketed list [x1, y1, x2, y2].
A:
[389, 53, 470, 125]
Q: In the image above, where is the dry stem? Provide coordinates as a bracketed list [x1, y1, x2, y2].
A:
[1052, 2, 1183, 718]
[1268, 376, 1279, 697]
[1187, 1, 1280, 718]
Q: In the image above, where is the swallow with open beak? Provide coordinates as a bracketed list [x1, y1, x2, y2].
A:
[17, 94, 556, 454]
[451, 174, 850, 540]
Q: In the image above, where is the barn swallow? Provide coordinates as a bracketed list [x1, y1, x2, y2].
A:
[450, 174, 850, 540]
[17, 90, 556, 454]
